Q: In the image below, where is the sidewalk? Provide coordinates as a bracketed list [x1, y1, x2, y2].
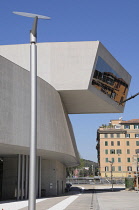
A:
[94, 184, 139, 210]
[0, 184, 139, 210]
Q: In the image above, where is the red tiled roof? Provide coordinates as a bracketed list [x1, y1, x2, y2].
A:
[121, 119, 139, 124]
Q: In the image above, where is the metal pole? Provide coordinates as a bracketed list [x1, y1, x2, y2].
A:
[25, 155, 29, 199]
[28, 30, 37, 210]
[111, 163, 113, 191]
[137, 154, 138, 192]
[17, 154, 21, 200]
[38, 157, 41, 198]
[21, 155, 25, 200]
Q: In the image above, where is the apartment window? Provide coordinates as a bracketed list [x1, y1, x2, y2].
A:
[118, 158, 121, 163]
[110, 134, 114, 138]
[134, 125, 139, 129]
[127, 149, 130, 154]
[127, 166, 132, 171]
[124, 125, 130, 129]
[110, 149, 115, 154]
[117, 149, 122, 154]
[135, 149, 139, 154]
[111, 141, 114, 146]
[112, 158, 114, 163]
[118, 166, 121, 171]
[126, 141, 130, 146]
[137, 166, 139, 172]
[106, 158, 108, 162]
[104, 134, 108, 138]
[105, 141, 108, 146]
[138, 158, 139, 162]
[117, 141, 120, 146]
[136, 141, 139, 146]
[117, 133, 120, 138]
[112, 166, 115, 171]
[105, 166, 109, 171]
[125, 134, 130, 138]
[135, 134, 139, 138]
[127, 158, 130, 162]
[105, 149, 108, 154]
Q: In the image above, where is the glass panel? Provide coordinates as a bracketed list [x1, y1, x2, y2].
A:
[105, 166, 109, 171]
[134, 125, 139, 129]
[126, 141, 130, 146]
[111, 134, 114, 138]
[136, 141, 139, 146]
[127, 149, 130, 154]
[92, 56, 129, 105]
[105, 141, 108, 146]
[135, 134, 139, 138]
[104, 134, 108, 138]
[124, 125, 130, 129]
[111, 141, 114, 146]
[117, 141, 120, 146]
[125, 134, 130, 138]
[117, 134, 120, 138]
[117, 149, 122, 154]
[110, 149, 115, 154]
[105, 149, 108, 154]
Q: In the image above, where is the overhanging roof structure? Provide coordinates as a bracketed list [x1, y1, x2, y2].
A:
[0, 41, 131, 114]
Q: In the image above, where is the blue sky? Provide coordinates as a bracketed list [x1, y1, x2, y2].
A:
[1, 0, 139, 162]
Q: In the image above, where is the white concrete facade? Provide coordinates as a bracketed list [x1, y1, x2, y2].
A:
[0, 41, 131, 200]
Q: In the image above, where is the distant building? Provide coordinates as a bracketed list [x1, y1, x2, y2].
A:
[96, 119, 139, 178]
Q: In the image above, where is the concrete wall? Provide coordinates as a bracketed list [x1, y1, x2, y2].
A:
[41, 159, 66, 196]
[0, 55, 79, 166]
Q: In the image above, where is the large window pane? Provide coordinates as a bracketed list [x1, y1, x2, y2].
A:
[105, 141, 108, 146]
[110, 149, 115, 154]
[92, 56, 129, 105]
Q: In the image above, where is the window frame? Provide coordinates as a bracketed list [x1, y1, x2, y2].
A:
[110, 149, 115, 154]
[136, 141, 139, 146]
[124, 125, 130, 129]
[127, 149, 130, 154]
[135, 134, 139, 138]
[105, 141, 108, 146]
[125, 133, 130, 138]
[104, 133, 108, 138]
[134, 125, 139, 129]
[117, 133, 120, 138]
[105, 149, 108, 154]
[117, 141, 120, 146]
[126, 141, 130, 146]
[111, 141, 114, 146]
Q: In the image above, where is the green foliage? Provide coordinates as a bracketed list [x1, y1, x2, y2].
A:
[125, 178, 134, 189]
[66, 158, 98, 177]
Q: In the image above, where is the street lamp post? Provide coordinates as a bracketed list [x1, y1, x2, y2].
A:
[13, 12, 51, 210]
[136, 153, 139, 192]
[109, 161, 113, 191]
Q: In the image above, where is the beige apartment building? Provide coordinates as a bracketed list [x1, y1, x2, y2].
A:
[96, 119, 139, 178]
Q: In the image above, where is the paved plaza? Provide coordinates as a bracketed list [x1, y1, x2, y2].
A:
[0, 184, 139, 210]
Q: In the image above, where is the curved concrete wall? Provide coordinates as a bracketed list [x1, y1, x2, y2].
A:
[0, 55, 79, 166]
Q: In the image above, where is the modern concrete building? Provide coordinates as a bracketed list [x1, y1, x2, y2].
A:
[97, 119, 139, 178]
[0, 41, 131, 200]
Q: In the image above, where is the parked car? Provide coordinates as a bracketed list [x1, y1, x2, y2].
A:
[65, 183, 72, 192]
